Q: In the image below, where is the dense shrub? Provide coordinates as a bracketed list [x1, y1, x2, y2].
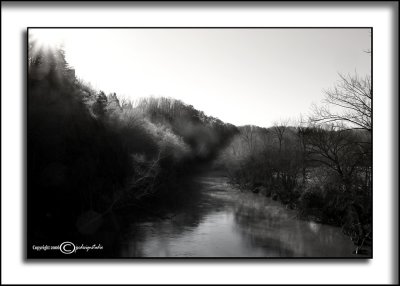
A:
[218, 122, 372, 245]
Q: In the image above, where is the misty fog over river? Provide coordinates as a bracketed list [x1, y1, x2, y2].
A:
[119, 174, 357, 258]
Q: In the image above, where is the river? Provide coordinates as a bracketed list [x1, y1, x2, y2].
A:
[118, 174, 358, 257]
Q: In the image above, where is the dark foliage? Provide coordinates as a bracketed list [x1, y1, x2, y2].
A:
[27, 44, 237, 256]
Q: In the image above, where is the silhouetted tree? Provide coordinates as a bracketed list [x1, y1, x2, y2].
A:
[272, 119, 289, 152]
[92, 91, 108, 118]
[310, 73, 372, 133]
[305, 124, 367, 193]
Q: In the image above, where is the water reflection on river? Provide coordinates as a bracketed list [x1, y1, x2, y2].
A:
[119, 176, 356, 257]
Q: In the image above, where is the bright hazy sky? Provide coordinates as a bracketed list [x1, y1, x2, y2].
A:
[30, 28, 371, 127]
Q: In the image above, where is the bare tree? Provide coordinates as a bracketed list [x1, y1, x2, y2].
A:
[241, 125, 257, 155]
[260, 127, 273, 151]
[272, 119, 289, 152]
[305, 124, 367, 191]
[310, 73, 371, 132]
[295, 115, 311, 184]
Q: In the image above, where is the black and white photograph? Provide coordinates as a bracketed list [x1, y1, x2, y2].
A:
[3, 1, 399, 284]
[27, 27, 373, 258]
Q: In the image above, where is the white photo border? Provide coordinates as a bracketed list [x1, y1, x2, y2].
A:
[1, 1, 398, 285]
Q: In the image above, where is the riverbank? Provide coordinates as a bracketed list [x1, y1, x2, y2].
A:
[228, 175, 372, 257]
